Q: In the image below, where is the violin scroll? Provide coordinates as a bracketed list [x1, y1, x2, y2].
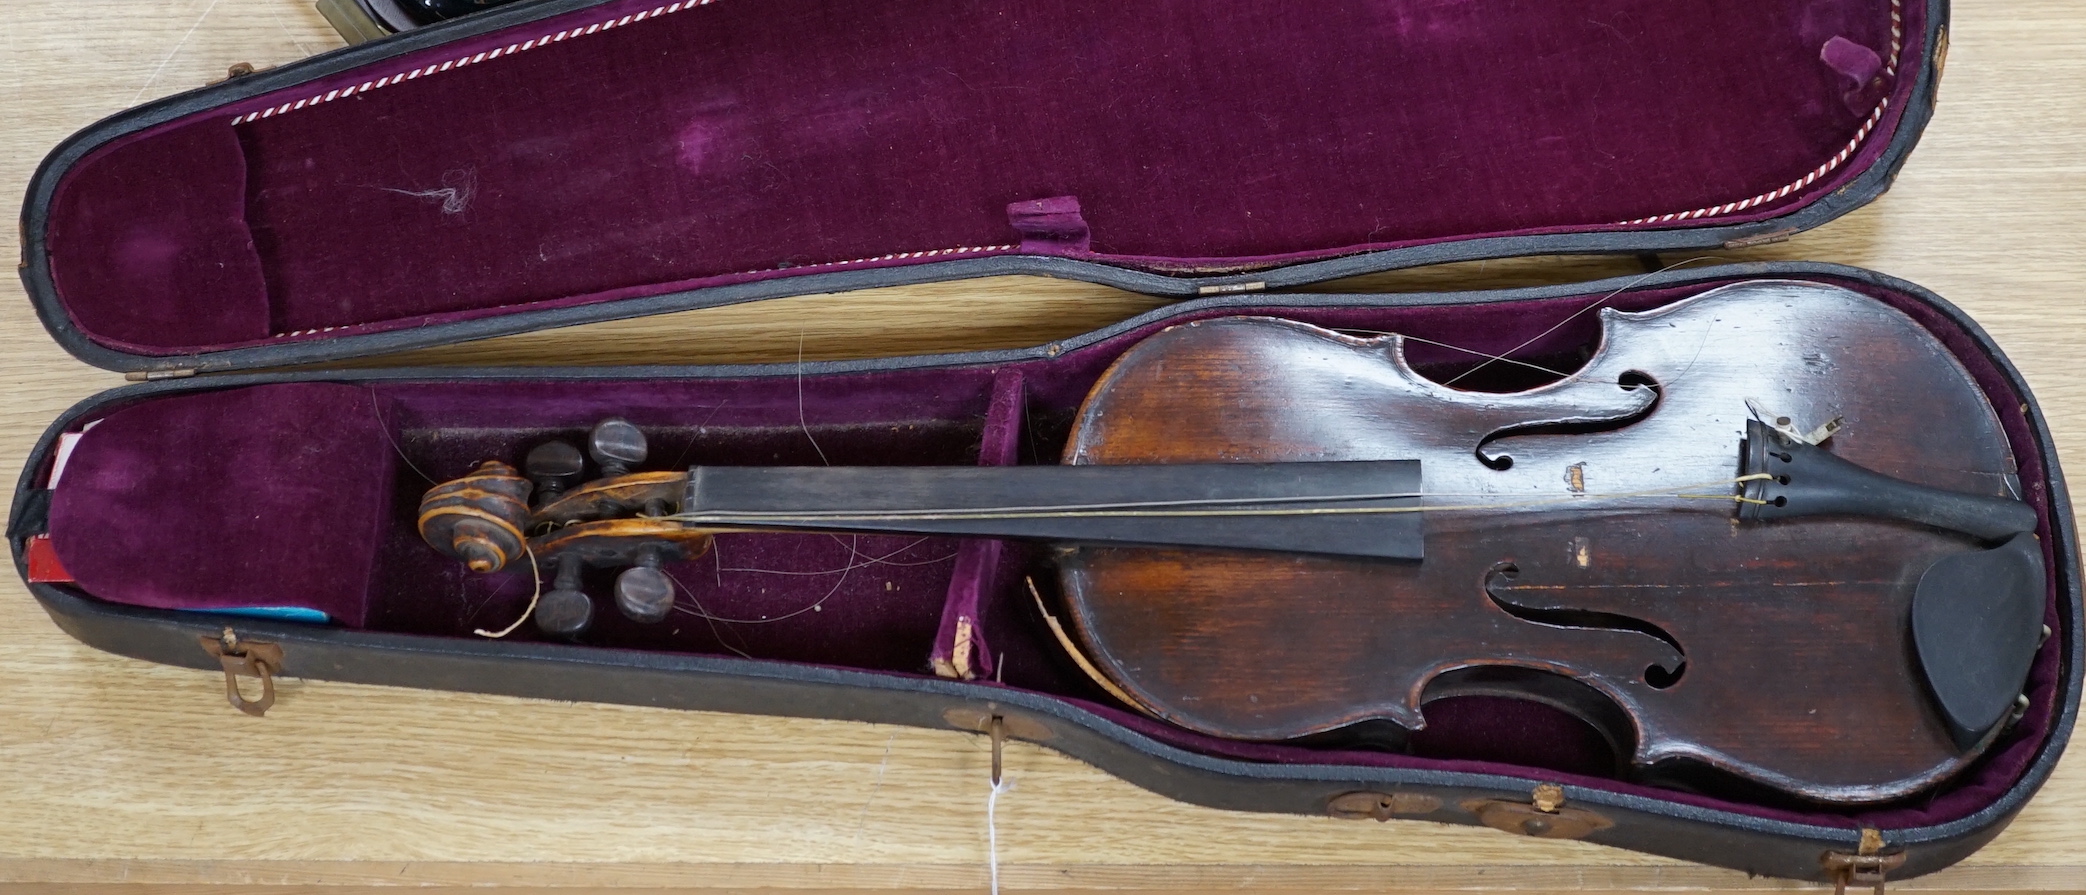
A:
[417, 460, 531, 573]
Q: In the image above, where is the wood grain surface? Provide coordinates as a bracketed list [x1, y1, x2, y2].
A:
[1, 1, 2082, 892]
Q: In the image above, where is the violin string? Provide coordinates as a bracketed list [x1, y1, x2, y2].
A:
[824, 533, 961, 568]
[655, 474, 1773, 526]
[1438, 256, 1717, 387]
[472, 544, 543, 639]
[1334, 329, 1575, 380]
[367, 387, 439, 486]
[711, 536, 955, 575]
[664, 401, 733, 472]
[797, 331, 832, 467]
[670, 550, 858, 627]
[671, 574, 755, 658]
[664, 536, 952, 625]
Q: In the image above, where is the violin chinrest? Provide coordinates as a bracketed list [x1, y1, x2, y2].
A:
[1913, 532, 2046, 750]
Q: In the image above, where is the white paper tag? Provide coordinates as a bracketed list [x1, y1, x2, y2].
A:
[46, 419, 101, 488]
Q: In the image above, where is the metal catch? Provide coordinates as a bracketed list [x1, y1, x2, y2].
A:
[1824, 829, 1905, 895]
[198, 628, 283, 717]
[1462, 783, 1613, 840]
[1326, 791, 1442, 821]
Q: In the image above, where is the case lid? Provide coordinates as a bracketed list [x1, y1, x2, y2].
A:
[18, 0, 1941, 373]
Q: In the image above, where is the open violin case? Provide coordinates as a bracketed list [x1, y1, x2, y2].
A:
[12, 0, 2080, 885]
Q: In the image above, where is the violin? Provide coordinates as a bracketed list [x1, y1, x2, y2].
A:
[417, 281, 2046, 805]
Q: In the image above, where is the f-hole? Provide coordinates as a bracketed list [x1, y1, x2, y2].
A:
[1484, 562, 1688, 688]
[1475, 371, 1662, 471]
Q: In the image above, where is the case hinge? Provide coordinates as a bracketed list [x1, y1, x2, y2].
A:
[126, 368, 199, 382]
[198, 628, 284, 717]
[1196, 281, 1267, 296]
[1722, 227, 1799, 249]
[1462, 783, 1613, 840]
[1823, 829, 1906, 895]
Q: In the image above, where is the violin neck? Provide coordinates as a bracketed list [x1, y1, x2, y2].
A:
[681, 461, 1425, 560]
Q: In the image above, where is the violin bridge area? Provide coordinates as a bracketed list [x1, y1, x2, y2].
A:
[29, 276, 2068, 832]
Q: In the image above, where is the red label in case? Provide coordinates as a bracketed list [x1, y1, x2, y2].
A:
[25, 535, 74, 584]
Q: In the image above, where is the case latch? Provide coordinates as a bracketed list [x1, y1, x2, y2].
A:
[210, 62, 264, 85]
[198, 628, 283, 717]
[1462, 783, 1613, 840]
[1823, 829, 1906, 895]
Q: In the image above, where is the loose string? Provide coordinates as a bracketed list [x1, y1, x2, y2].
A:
[1438, 256, 1717, 387]
[656, 474, 1775, 528]
[473, 544, 543, 638]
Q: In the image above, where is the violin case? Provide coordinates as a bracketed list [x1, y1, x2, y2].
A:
[12, 0, 2079, 884]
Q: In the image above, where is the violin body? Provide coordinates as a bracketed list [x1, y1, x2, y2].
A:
[1058, 281, 2032, 803]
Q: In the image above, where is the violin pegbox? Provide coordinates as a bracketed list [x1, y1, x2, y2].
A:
[527, 418, 687, 527]
[531, 519, 713, 630]
[418, 419, 705, 639]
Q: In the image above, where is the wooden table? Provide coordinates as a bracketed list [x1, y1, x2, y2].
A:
[1, 2, 2082, 892]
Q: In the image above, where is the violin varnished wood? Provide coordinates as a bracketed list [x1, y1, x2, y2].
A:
[1058, 281, 2028, 804]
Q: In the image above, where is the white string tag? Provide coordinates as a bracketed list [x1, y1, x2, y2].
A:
[986, 775, 1012, 895]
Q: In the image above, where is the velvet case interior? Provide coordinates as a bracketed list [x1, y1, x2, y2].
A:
[31, 275, 2064, 835]
[36, 0, 1922, 358]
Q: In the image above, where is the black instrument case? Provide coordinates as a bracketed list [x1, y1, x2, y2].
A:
[13, 0, 2079, 884]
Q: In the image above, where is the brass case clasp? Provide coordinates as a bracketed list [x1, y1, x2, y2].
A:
[198, 628, 284, 717]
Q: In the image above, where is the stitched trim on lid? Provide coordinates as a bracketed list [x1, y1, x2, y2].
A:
[231, 0, 721, 125]
[1617, 0, 1905, 226]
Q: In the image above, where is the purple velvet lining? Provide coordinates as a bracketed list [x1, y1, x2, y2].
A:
[40, 0, 1920, 354]
[41, 276, 2061, 832]
[930, 371, 1028, 680]
[47, 383, 394, 627]
[43, 119, 272, 349]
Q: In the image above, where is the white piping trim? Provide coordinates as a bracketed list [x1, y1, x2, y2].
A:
[1618, 0, 1906, 226]
[231, 1, 721, 125]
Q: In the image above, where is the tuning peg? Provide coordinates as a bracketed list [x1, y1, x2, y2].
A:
[534, 552, 594, 638]
[614, 547, 675, 624]
[524, 440, 585, 506]
[589, 418, 647, 477]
